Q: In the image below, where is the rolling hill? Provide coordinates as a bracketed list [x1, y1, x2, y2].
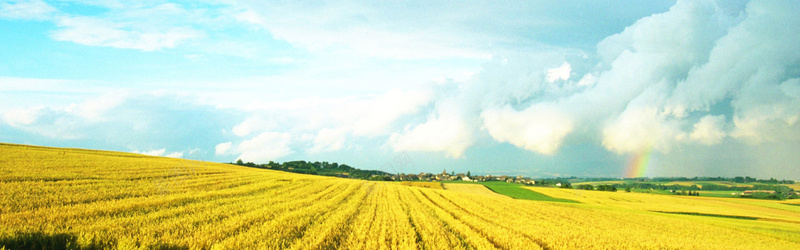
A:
[2, 143, 799, 249]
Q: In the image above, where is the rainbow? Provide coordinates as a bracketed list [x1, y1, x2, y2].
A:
[625, 146, 653, 178]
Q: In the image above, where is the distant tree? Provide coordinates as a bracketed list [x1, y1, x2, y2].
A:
[596, 184, 616, 192]
[467, 171, 471, 177]
[625, 186, 631, 192]
[236, 159, 244, 165]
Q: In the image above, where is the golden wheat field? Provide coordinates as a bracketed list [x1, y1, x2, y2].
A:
[442, 183, 507, 198]
[2, 143, 800, 249]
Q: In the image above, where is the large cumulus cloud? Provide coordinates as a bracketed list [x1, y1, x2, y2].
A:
[482, 104, 573, 155]
[371, 0, 799, 178]
[597, 0, 800, 153]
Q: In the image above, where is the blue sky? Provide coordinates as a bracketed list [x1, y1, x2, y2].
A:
[2, 0, 799, 179]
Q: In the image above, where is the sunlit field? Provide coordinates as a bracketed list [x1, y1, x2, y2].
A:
[2, 143, 799, 249]
[442, 183, 507, 198]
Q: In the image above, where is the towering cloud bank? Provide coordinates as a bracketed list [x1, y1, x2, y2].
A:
[390, 0, 799, 160]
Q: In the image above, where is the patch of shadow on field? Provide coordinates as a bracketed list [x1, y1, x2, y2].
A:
[654, 211, 800, 225]
[652, 211, 759, 220]
[0, 232, 189, 250]
[0, 233, 79, 250]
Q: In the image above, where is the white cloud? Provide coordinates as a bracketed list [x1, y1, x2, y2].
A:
[227, 88, 433, 156]
[730, 79, 800, 144]
[2, 89, 235, 158]
[135, 148, 166, 156]
[2, 91, 130, 138]
[308, 128, 347, 153]
[0, 0, 56, 20]
[51, 15, 204, 51]
[481, 104, 573, 155]
[70, 91, 129, 121]
[663, 0, 800, 145]
[602, 107, 684, 154]
[2, 105, 79, 139]
[576, 73, 597, 86]
[388, 117, 473, 158]
[165, 151, 184, 158]
[575, 0, 731, 117]
[215, 141, 232, 155]
[689, 115, 726, 145]
[546, 62, 571, 83]
[342, 89, 433, 137]
[3, 106, 46, 126]
[234, 9, 263, 26]
[235, 132, 293, 162]
[231, 116, 276, 137]
[525, 0, 800, 158]
[388, 100, 473, 158]
[667, 0, 799, 114]
[228, 1, 491, 60]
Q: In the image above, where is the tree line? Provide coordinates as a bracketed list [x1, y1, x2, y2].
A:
[232, 159, 390, 180]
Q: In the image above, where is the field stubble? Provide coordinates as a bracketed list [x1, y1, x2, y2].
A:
[2, 143, 800, 249]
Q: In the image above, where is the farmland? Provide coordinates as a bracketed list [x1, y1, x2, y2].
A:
[443, 181, 579, 203]
[2, 143, 800, 249]
[441, 183, 506, 198]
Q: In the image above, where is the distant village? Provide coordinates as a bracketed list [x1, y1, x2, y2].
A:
[233, 160, 797, 199]
[388, 170, 539, 186]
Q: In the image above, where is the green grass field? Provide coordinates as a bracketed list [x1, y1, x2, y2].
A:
[441, 180, 579, 203]
[480, 181, 579, 203]
[697, 190, 740, 197]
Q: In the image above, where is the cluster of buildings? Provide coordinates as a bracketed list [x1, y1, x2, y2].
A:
[388, 170, 537, 185]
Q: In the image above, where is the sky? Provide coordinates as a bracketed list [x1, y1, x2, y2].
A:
[1, 0, 799, 179]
